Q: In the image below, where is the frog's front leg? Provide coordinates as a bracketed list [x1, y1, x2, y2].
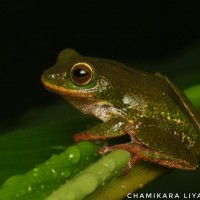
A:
[101, 117, 198, 170]
[73, 117, 128, 142]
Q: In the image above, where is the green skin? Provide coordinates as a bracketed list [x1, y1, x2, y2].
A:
[41, 49, 200, 170]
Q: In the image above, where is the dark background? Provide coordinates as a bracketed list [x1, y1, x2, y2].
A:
[1, 1, 200, 123]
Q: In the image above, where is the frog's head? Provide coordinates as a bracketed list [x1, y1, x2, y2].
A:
[41, 49, 127, 101]
[41, 49, 134, 120]
[42, 49, 93, 98]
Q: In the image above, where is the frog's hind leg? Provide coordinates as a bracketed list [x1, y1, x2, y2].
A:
[99, 141, 197, 171]
[99, 117, 198, 170]
[125, 118, 198, 170]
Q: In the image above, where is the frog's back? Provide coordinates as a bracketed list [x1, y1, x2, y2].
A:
[87, 57, 200, 133]
[97, 58, 200, 147]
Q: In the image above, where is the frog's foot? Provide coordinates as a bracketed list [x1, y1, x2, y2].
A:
[99, 143, 140, 173]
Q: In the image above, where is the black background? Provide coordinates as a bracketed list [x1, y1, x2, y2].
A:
[1, 1, 200, 123]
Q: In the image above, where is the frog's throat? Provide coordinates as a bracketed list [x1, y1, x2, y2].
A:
[41, 79, 93, 97]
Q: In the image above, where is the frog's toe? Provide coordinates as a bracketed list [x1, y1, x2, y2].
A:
[99, 143, 135, 155]
[99, 144, 139, 173]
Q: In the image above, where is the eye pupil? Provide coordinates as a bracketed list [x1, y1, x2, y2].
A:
[71, 63, 93, 85]
[73, 68, 89, 78]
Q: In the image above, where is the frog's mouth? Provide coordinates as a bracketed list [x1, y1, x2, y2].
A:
[41, 78, 93, 98]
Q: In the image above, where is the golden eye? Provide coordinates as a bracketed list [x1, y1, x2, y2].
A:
[70, 63, 93, 85]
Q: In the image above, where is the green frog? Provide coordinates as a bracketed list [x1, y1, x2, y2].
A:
[41, 49, 200, 170]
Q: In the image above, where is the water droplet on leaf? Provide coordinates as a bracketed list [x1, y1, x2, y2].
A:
[61, 168, 71, 178]
[27, 184, 32, 193]
[66, 146, 80, 164]
[51, 168, 58, 178]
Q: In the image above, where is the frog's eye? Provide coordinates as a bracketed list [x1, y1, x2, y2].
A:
[70, 63, 93, 86]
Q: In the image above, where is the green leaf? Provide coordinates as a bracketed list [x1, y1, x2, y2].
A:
[47, 149, 131, 200]
[0, 117, 99, 185]
[0, 141, 100, 199]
